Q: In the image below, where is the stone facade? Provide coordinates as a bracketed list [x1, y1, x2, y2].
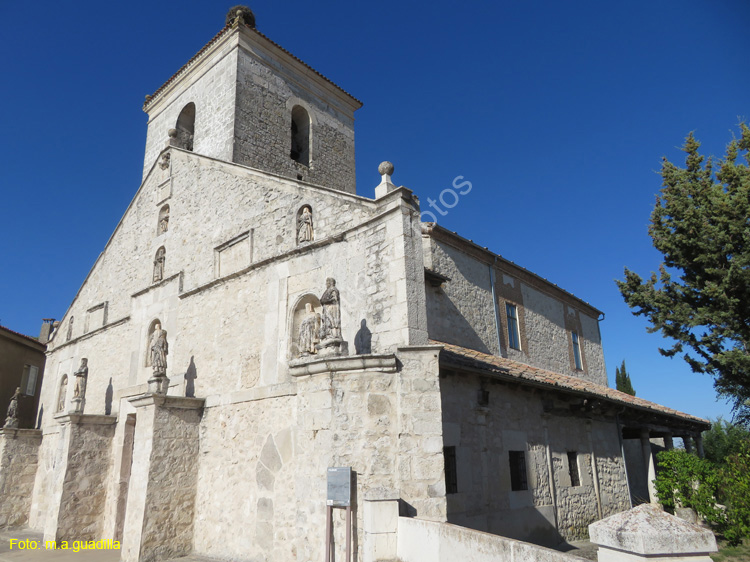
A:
[10, 12, 711, 562]
[0, 429, 42, 527]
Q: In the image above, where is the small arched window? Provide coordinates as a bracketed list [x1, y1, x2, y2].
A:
[290, 105, 311, 166]
[66, 316, 74, 342]
[176, 103, 195, 151]
[57, 375, 68, 413]
[158, 205, 170, 235]
[153, 247, 166, 283]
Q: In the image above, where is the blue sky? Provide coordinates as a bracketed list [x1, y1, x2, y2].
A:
[1, 1, 748, 421]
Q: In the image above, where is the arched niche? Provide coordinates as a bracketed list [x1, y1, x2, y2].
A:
[290, 105, 311, 166]
[153, 246, 166, 283]
[175, 102, 195, 151]
[145, 319, 162, 367]
[56, 375, 68, 413]
[296, 205, 314, 244]
[158, 204, 170, 235]
[290, 294, 322, 359]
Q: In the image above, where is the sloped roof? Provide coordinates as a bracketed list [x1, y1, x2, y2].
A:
[0, 325, 45, 350]
[434, 341, 709, 428]
[144, 23, 362, 112]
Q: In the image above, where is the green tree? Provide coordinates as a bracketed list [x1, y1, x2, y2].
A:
[617, 124, 750, 423]
[703, 418, 750, 466]
[615, 360, 636, 396]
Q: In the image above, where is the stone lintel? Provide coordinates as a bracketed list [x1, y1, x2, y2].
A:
[589, 504, 717, 557]
[128, 393, 205, 410]
[53, 413, 117, 426]
[0, 428, 42, 439]
[289, 354, 397, 377]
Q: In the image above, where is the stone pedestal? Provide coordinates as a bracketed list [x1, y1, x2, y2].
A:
[70, 397, 85, 414]
[0, 428, 42, 527]
[316, 338, 348, 357]
[44, 414, 117, 543]
[589, 504, 717, 562]
[120, 394, 204, 562]
[147, 375, 170, 394]
[363, 498, 399, 562]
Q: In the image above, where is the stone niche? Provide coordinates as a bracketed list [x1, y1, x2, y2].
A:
[289, 294, 323, 360]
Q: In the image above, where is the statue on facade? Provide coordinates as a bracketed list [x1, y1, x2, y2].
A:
[66, 316, 74, 342]
[150, 324, 169, 377]
[71, 358, 89, 413]
[3, 387, 21, 429]
[159, 207, 169, 234]
[298, 303, 320, 356]
[57, 376, 68, 413]
[153, 247, 166, 282]
[297, 206, 313, 244]
[319, 278, 341, 341]
[148, 323, 169, 394]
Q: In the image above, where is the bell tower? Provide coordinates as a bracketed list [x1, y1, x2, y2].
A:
[141, 7, 362, 194]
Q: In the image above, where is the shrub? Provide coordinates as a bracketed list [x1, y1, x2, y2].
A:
[654, 449, 722, 524]
[719, 442, 750, 545]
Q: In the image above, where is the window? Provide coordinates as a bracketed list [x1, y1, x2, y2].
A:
[506, 303, 520, 350]
[290, 105, 311, 166]
[567, 451, 580, 487]
[572, 331, 583, 370]
[175, 103, 195, 151]
[509, 450, 528, 491]
[444, 446, 458, 494]
[20, 365, 39, 396]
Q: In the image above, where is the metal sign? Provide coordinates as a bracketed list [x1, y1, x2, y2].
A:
[326, 467, 352, 507]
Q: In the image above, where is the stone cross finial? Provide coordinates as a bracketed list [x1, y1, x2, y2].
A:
[375, 161, 397, 199]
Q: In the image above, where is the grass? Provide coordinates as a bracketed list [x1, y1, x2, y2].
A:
[711, 540, 750, 562]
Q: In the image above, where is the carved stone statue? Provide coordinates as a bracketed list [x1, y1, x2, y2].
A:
[66, 316, 74, 342]
[297, 206, 313, 244]
[71, 358, 89, 414]
[4, 387, 21, 429]
[150, 324, 169, 378]
[153, 247, 166, 282]
[57, 377, 68, 413]
[298, 303, 320, 356]
[159, 152, 171, 171]
[73, 359, 88, 397]
[159, 211, 169, 234]
[319, 278, 341, 341]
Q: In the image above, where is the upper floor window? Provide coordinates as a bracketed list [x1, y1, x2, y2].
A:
[444, 446, 458, 494]
[20, 364, 39, 396]
[509, 450, 528, 491]
[567, 451, 580, 487]
[506, 303, 520, 350]
[175, 102, 195, 151]
[572, 331, 583, 370]
[290, 105, 311, 166]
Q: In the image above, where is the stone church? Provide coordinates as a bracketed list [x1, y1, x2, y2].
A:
[1, 7, 709, 562]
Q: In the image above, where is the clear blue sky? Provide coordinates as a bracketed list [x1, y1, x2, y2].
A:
[1, 1, 748, 421]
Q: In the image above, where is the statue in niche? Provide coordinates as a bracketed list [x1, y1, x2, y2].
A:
[4, 387, 21, 428]
[319, 278, 341, 341]
[297, 206, 314, 244]
[150, 324, 169, 378]
[159, 207, 170, 234]
[57, 377, 68, 413]
[298, 303, 320, 356]
[153, 247, 166, 282]
[66, 316, 74, 342]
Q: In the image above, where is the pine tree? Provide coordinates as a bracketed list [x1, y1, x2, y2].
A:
[617, 124, 750, 422]
[615, 360, 636, 396]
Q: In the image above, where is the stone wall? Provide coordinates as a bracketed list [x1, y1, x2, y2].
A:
[0, 429, 42, 527]
[142, 35, 238, 178]
[397, 517, 589, 562]
[440, 371, 630, 544]
[56, 418, 116, 541]
[192, 347, 445, 562]
[139, 405, 201, 562]
[425, 235, 607, 385]
[233, 42, 357, 193]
